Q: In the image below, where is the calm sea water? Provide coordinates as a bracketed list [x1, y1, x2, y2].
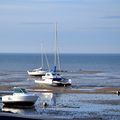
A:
[0, 53, 120, 88]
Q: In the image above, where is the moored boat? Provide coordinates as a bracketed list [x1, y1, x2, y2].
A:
[27, 44, 48, 76]
[2, 87, 39, 107]
[35, 68, 71, 86]
[27, 67, 46, 76]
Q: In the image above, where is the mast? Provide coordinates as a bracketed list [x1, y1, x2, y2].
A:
[41, 44, 43, 68]
[54, 22, 61, 72]
[54, 22, 57, 69]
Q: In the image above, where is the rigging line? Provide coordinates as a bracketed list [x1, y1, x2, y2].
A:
[44, 51, 50, 71]
[54, 22, 61, 73]
[54, 22, 57, 67]
[57, 47, 61, 73]
[40, 43, 43, 68]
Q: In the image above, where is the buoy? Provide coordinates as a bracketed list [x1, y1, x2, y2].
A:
[116, 91, 120, 96]
[43, 102, 48, 108]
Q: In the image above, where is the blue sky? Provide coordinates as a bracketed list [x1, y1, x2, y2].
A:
[0, 0, 120, 53]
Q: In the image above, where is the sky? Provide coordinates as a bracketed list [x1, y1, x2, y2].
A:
[0, 0, 120, 53]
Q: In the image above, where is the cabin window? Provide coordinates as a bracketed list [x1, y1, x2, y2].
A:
[14, 88, 27, 93]
[21, 88, 27, 93]
[14, 88, 22, 93]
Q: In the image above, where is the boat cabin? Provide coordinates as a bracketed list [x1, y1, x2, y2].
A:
[13, 87, 27, 94]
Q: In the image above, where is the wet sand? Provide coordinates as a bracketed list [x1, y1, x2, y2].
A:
[0, 85, 120, 94]
[1, 79, 120, 94]
[0, 85, 120, 120]
[0, 112, 72, 120]
[0, 112, 107, 120]
[32, 86, 120, 94]
[19, 85, 120, 95]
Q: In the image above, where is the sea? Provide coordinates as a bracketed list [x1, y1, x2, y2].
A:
[0, 53, 120, 119]
[0, 53, 120, 88]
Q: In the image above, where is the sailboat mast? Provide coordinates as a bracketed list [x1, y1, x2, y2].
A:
[54, 22, 57, 68]
[41, 44, 43, 68]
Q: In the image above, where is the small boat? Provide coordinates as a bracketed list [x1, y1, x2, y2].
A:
[35, 67, 71, 86]
[27, 44, 48, 76]
[27, 67, 46, 76]
[2, 87, 38, 107]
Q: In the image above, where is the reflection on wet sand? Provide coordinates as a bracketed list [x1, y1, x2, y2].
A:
[35, 93, 57, 108]
[2, 107, 36, 114]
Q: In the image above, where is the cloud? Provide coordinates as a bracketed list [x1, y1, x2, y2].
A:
[21, 22, 55, 25]
[101, 16, 120, 19]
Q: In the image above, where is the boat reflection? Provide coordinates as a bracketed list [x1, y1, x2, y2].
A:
[41, 93, 57, 106]
[27, 76, 42, 81]
[35, 92, 59, 110]
[2, 106, 37, 114]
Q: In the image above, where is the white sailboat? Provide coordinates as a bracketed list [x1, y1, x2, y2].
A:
[27, 67, 46, 76]
[35, 23, 71, 86]
[27, 44, 47, 76]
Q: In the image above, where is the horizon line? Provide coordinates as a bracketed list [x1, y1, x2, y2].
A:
[0, 52, 120, 54]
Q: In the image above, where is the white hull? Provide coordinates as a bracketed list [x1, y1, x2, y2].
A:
[2, 94, 38, 103]
[35, 79, 53, 85]
[53, 79, 71, 86]
[27, 70, 46, 76]
[2, 88, 39, 106]
[35, 78, 71, 86]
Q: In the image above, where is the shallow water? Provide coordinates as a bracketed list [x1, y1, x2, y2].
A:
[0, 54, 120, 88]
[1, 93, 120, 119]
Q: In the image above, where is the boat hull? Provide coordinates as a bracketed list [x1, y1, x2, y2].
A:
[52, 81, 71, 86]
[2, 101, 35, 107]
[2, 94, 38, 107]
[35, 79, 71, 87]
[35, 79, 53, 85]
[27, 71, 46, 76]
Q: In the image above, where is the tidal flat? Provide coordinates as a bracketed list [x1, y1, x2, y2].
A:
[0, 85, 120, 120]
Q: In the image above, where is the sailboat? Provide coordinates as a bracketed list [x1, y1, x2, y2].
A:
[27, 67, 46, 76]
[27, 44, 47, 76]
[35, 23, 71, 86]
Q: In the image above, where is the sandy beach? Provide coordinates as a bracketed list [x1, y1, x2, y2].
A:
[0, 84, 120, 94]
